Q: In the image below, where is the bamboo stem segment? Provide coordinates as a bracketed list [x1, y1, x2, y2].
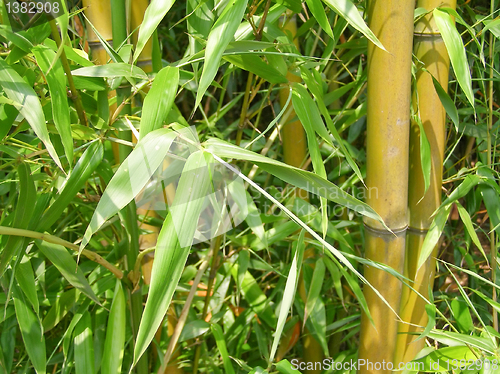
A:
[394, 0, 456, 364]
[358, 1, 415, 372]
[82, 0, 113, 65]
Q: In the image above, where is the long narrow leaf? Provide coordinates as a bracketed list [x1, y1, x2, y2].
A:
[134, 151, 213, 364]
[195, 0, 249, 109]
[35, 240, 99, 303]
[80, 129, 177, 250]
[434, 9, 474, 107]
[13, 286, 46, 374]
[321, 0, 385, 51]
[139, 66, 179, 139]
[74, 312, 95, 374]
[33, 45, 73, 167]
[101, 281, 125, 374]
[0, 58, 62, 170]
[133, 0, 176, 62]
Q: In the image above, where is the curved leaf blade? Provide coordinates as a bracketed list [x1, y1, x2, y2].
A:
[134, 151, 213, 364]
[35, 240, 99, 304]
[13, 286, 46, 374]
[133, 0, 176, 62]
[101, 281, 125, 374]
[321, 0, 385, 51]
[195, 0, 249, 109]
[74, 312, 95, 374]
[81, 129, 177, 250]
[139, 66, 179, 139]
[33, 45, 73, 167]
[0, 58, 62, 170]
[434, 9, 474, 107]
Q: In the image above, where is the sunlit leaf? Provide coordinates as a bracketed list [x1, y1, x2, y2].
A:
[0, 58, 62, 170]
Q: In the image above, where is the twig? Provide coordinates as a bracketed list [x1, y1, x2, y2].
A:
[0, 226, 123, 279]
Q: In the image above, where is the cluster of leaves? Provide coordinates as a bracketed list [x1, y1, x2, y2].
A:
[0, 0, 499, 373]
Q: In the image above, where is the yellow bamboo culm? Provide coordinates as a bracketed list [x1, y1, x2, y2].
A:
[394, 0, 456, 365]
[278, 13, 323, 373]
[82, 0, 113, 65]
[358, 1, 415, 373]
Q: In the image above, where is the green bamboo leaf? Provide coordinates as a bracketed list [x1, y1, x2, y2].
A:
[0, 26, 33, 52]
[204, 138, 383, 226]
[292, 84, 329, 235]
[101, 281, 125, 374]
[93, 307, 108, 371]
[230, 265, 276, 328]
[72, 63, 147, 80]
[455, 202, 488, 264]
[269, 230, 304, 363]
[252, 320, 269, 362]
[433, 9, 474, 107]
[295, 78, 364, 184]
[51, 1, 70, 70]
[428, 329, 495, 353]
[0, 162, 36, 276]
[321, 0, 385, 51]
[13, 285, 46, 374]
[275, 359, 301, 374]
[411, 346, 477, 372]
[478, 166, 500, 237]
[195, 0, 249, 109]
[133, 0, 176, 63]
[415, 115, 432, 195]
[134, 151, 213, 364]
[35, 240, 99, 304]
[62, 299, 92, 357]
[429, 72, 459, 130]
[0, 58, 62, 170]
[304, 258, 325, 326]
[33, 45, 73, 167]
[139, 66, 179, 139]
[469, 288, 500, 315]
[415, 304, 436, 341]
[74, 312, 95, 374]
[39, 141, 104, 232]
[305, 0, 334, 39]
[15, 256, 39, 314]
[223, 54, 288, 84]
[417, 204, 452, 269]
[292, 84, 332, 148]
[178, 320, 210, 342]
[80, 129, 177, 250]
[42, 289, 80, 332]
[0, 312, 16, 374]
[211, 324, 236, 374]
[301, 293, 328, 355]
[450, 299, 473, 333]
[440, 174, 482, 208]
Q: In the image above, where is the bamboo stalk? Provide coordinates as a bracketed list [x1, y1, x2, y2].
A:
[82, 0, 113, 65]
[279, 13, 323, 372]
[358, 1, 415, 372]
[487, 0, 497, 332]
[394, 0, 456, 364]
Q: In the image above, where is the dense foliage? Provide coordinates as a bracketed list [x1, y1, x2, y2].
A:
[0, 0, 499, 373]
